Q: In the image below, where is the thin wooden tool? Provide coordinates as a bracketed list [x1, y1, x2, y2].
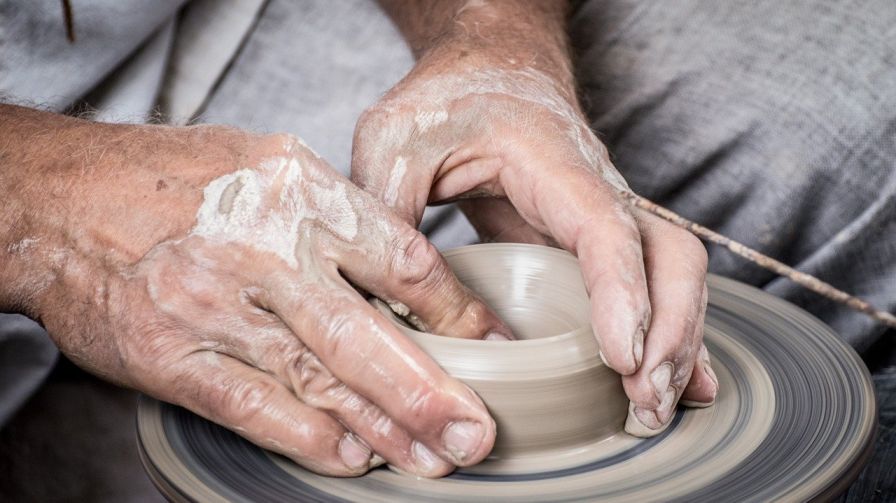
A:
[621, 190, 896, 329]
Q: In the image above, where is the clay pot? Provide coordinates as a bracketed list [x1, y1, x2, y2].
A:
[373, 243, 628, 466]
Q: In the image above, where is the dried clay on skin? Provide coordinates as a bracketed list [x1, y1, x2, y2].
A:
[192, 154, 359, 269]
[367, 68, 629, 192]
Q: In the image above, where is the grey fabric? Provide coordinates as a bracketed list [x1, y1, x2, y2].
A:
[0, 315, 57, 426]
[159, 0, 266, 123]
[571, 0, 896, 353]
[0, 0, 185, 110]
[86, 20, 175, 124]
[0, 361, 162, 503]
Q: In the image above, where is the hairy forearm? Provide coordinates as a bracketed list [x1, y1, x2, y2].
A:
[0, 105, 220, 317]
[378, 0, 575, 91]
[0, 105, 79, 314]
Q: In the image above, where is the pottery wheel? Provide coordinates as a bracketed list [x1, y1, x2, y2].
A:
[137, 264, 876, 502]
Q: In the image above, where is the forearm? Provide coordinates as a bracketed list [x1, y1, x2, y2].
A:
[0, 105, 212, 317]
[0, 105, 80, 315]
[378, 0, 576, 93]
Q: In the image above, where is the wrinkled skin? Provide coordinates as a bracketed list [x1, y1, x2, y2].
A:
[352, 39, 719, 435]
[0, 108, 512, 477]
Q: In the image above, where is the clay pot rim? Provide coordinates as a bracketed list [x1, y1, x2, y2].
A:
[372, 243, 605, 380]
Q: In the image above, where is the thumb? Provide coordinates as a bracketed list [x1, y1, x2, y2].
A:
[350, 105, 446, 226]
[324, 174, 513, 340]
[338, 219, 514, 341]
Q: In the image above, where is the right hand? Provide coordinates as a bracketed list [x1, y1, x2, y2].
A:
[351, 44, 718, 437]
[0, 106, 511, 477]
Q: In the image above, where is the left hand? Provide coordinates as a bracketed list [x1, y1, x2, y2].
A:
[351, 44, 718, 436]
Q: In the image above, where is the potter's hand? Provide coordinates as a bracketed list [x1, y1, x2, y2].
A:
[0, 105, 510, 477]
[356, 0, 719, 436]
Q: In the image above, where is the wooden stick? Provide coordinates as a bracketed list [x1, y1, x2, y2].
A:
[620, 190, 896, 329]
[61, 0, 75, 43]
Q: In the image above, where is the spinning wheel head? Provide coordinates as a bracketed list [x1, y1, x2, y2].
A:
[137, 244, 876, 502]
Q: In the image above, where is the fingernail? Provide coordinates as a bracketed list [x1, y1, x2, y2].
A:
[632, 327, 645, 368]
[412, 441, 444, 473]
[655, 386, 677, 423]
[339, 434, 371, 471]
[700, 346, 719, 393]
[442, 420, 483, 463]
[599, 350, 611, 367]
[626, 363, 679, 435]
[649, 363, 677, 424]
[680, 356, 719, 408]
[650, 362, 674, 400]
[634, 405, 659, 429]
[485, 331, 511, 341]
[625, 401, 672, 437]
[679, 398, 713, 408]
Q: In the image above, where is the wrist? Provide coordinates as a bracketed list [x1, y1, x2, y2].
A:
[387, 1, 579, 107]
[0, 106, 69, 315]
[0, 106, 181, 318]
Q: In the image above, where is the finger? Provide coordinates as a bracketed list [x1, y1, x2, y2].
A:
[350, 106, 429, 225]
[281, 347, 455, 477]
[576, 192, 650, 376]
[325, 194, 514, 340]
[680, 342, 720, 407]
[220, 315, 455, 477]
[621, 215, 709, 437]
[161, 351, 377, 477]
[457, 198, 553, 245]
[258, 274, 498, 469]
[350, 104, 485, 227]
[349, 109, 513, 340]
[508, 160, 651, 375]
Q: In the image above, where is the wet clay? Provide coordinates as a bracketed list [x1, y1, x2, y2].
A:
[373, 244, 628, 469]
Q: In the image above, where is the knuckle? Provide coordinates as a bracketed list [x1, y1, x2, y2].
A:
[664, 225, 708, 272]
[277, 132, 302, 145]
[356, 104, 384, 127]
[121, 326, 186, 384]
[290, 347, 346, 407]
[389, 229, 445, 289]
[352, 105, 413, 165]
[315, 312, 356, 360]
[404, 385, 449, 426]
[680, 232, 709, 272]
[368, 412, 398, 438]
[460, 299, 493, 331]
[219, 376, 280, 426]
[353, 106, 390, 148]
